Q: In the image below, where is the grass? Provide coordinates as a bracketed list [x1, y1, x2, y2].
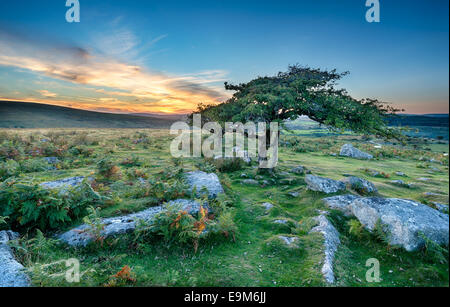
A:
[0, 127, 448, 287]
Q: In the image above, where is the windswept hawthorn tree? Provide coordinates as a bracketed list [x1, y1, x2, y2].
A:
[191, 64, 403, 142]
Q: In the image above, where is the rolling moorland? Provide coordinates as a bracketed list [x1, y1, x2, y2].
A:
[0, 102, 449, 287]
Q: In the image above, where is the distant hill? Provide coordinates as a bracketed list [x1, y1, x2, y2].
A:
[0, 101, 179, 128]
[387, 114, 449, 127]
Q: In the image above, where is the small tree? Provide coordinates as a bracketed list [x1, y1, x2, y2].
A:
[190, 65, 404, 167]
[193, 64, 402, 134]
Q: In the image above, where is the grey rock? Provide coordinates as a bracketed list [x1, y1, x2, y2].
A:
[417, 177, 432, 182]
[351, 197, 449, 251]
[0, 231, 31, 287]
[58, 199, 203, 247]
[323, 194, 360, 216]
[186, 171, 224, 198]
[395, 172, 407, 177]
[40, 176, 86, 190]
[242, 179, 259, 186]
[137, 177, 147, 185]
[340, 144, 373, 160]
[305, 175, 346, 194]
[291, 166, 306, 174]
[390, 180, 413, 188]
[310, 214, 340, 284]
[261, 202, 274, 212]
[423, 192, 442, 197]
[44, 157, 60, 164]
[288, 192, 300, 198]
[348, 176, 378, 194]
[273, 219, 288, 225]
[278, 236, 299, 247]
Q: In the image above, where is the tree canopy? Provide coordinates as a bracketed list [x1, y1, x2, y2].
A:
[191, 65, 403, 140]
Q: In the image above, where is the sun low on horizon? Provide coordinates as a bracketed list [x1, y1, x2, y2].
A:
[0, 0, 448, 115]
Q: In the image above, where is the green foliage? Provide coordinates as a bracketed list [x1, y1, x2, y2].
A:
[120, 155, 142, 167]
[347, 219, 364, 239]
[195, 160, 216, 173]
[0, 159, 20, 180]
[8, 229, 59, 266]
[96, 158, 121, 180]
[0, 179, 103, 232]
[82, 206, 106, 247]
[207, 157, 244, 173]
[419, 232, 449, 264]
[190, 65, 403, 141]
[373, 220, 391, 246]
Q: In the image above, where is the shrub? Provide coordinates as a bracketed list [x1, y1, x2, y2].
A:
[347, 219, 364, 239]
[120, 155, 142, 167]
[0, 141, 23, 161]
[0, 159, 20, 180]
[0, 179, 103, 232]
[68, 145, 94, 157]
[96, 158, 121, 180]
[210, 157, 244, 173]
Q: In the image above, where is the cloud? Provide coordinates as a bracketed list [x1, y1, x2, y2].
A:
[0, 29, 229, 114]
[38, 90, 57, 98]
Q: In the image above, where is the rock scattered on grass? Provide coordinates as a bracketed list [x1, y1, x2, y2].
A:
[241, 179, 259, 186]
[417, 177, 432, 182]
[310, 214, 340, 284]
[348, 176, 378, 194]
[185, 171, 224, 198]
[261, 202, 274, 212]
[40, 176, 86, 190]
[44, 157, 60, 164]
[305, 175, 346, 194]
[390, 180, 413, 188]
[288, 192, 300, 198]
[340, 144, 373, 160]
[323, 196, 449, 251]
[278, 235, 299, 247]
[58, 199, 203, 247]
[0, 231, 30, 287]
[323, 194, 360, 216]
[291, 165, 306, 174]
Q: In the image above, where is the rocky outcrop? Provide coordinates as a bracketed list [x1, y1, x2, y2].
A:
[185, 171, 224, 198]
[310, 214, 340, 284]
[348, 176, 378, 194]
[351, 197, 449, 251]
[0, 231, 30, 287]
[305, 175, 346, 194]
[323, 194, 360, 216]
[340, 144, 373, 160]
[58, 199, 203, 247]
[323, 195, 449, 251]
[40, 176, 87, 190]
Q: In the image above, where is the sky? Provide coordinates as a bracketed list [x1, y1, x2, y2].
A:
[0, 0, 448, 114]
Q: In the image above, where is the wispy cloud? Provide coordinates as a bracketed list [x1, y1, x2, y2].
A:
[0, 29, 229, 114]
[38, 90, 57, 98]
